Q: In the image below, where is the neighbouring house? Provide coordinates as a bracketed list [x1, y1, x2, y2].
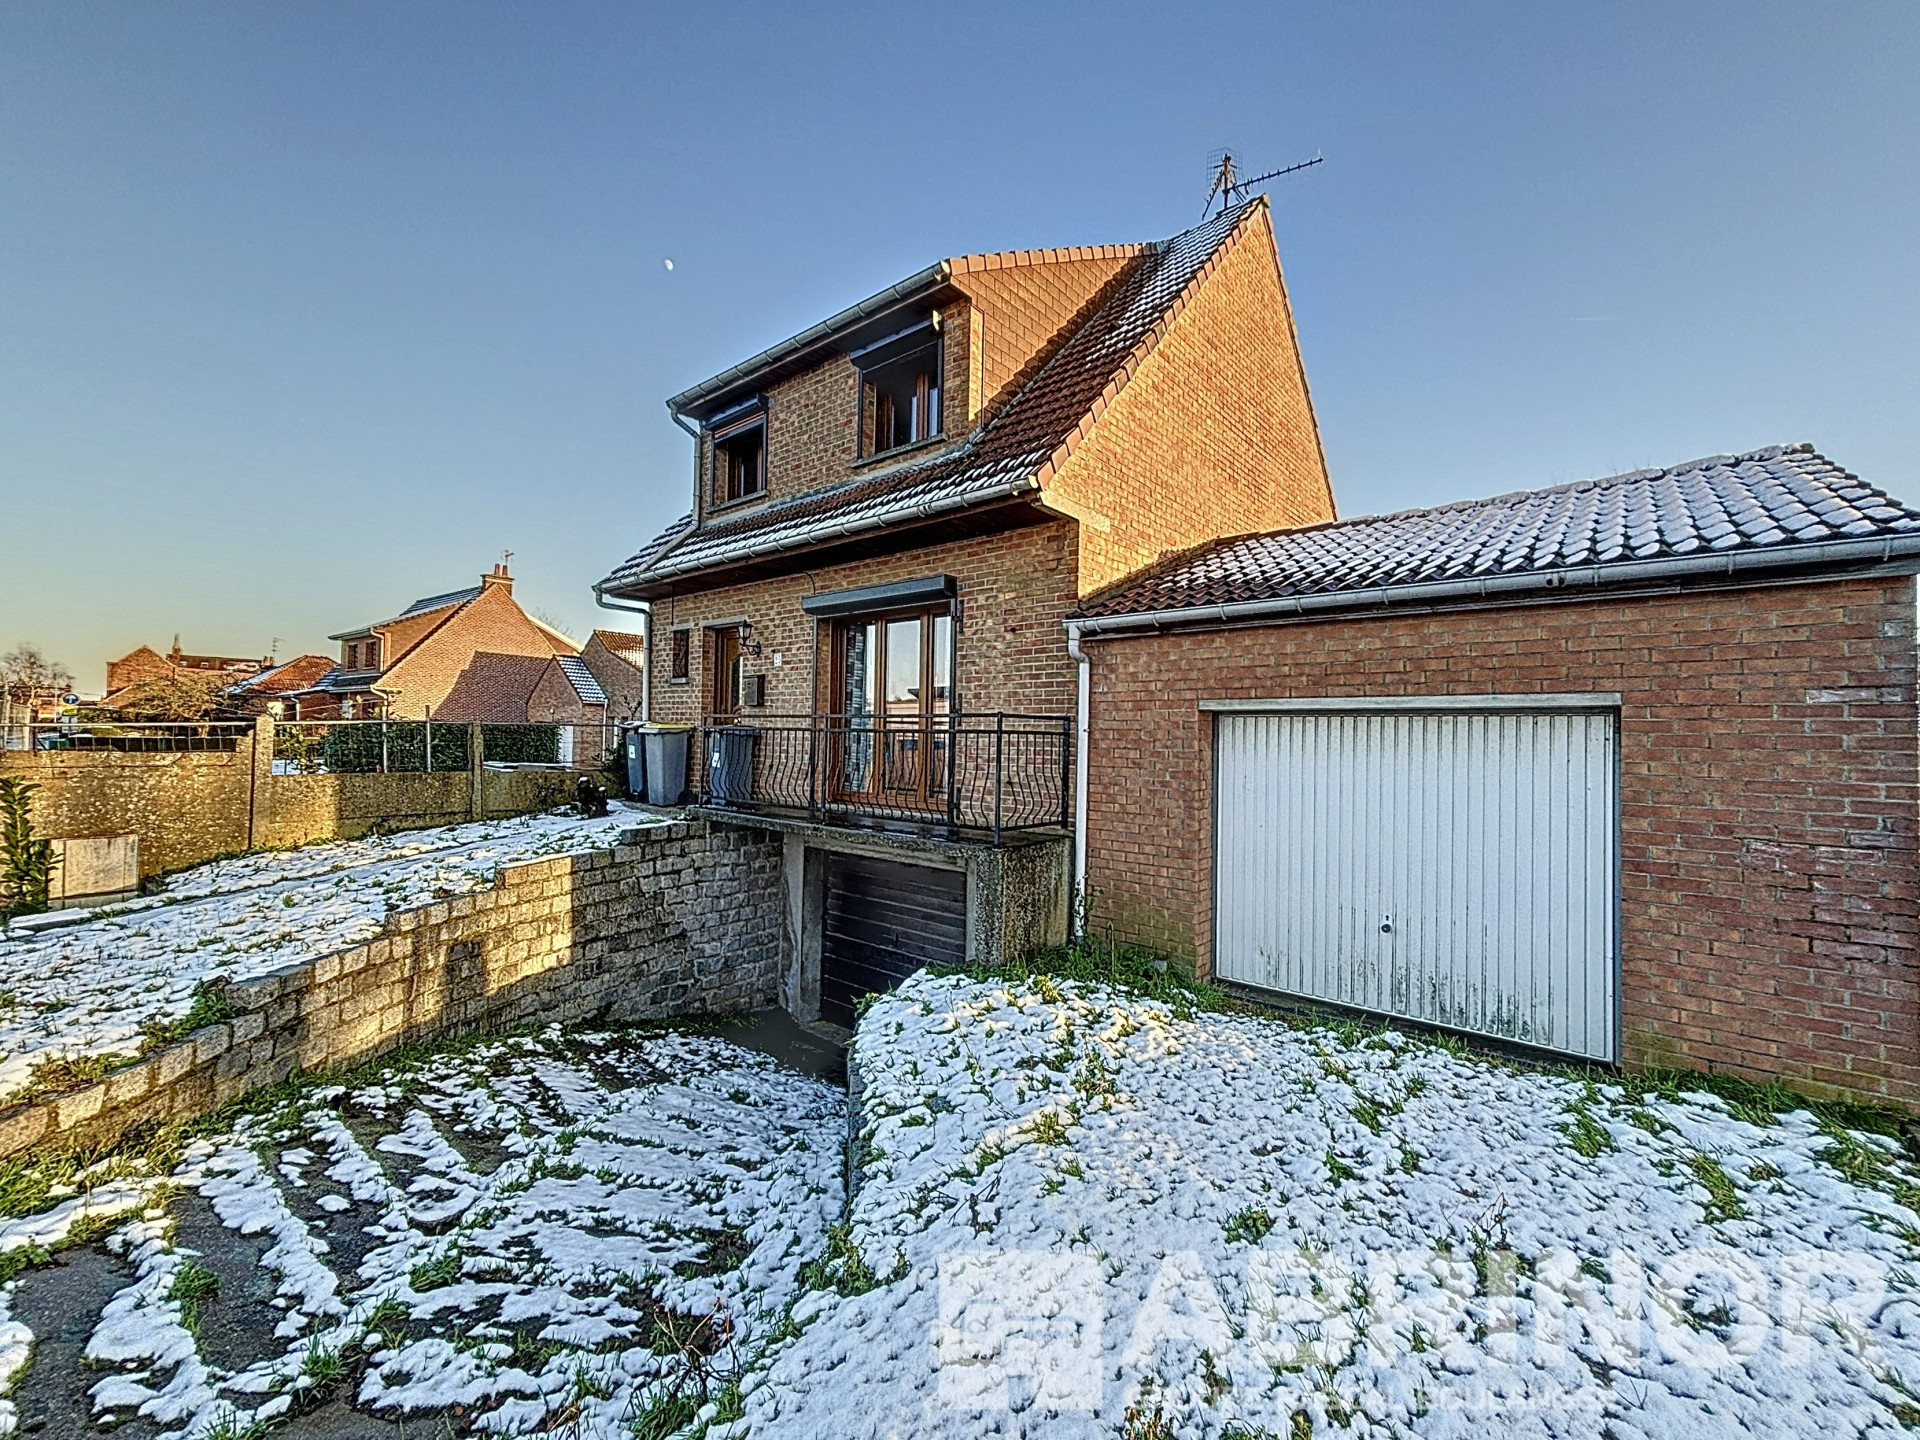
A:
[596, 197, 1331, 1023]
[101, 640, 271, 709]
[1068, 445, 1920, 1105]
[577, 630, 648, 720]
[225, 655, 337, 719]
[292, 564, 580, 721]
[521, 637, 647, 766]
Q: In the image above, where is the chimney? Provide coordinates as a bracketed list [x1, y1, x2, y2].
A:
[481, 562, 513, 593]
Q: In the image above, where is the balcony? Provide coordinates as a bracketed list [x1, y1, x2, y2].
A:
[694, 713, 1072, 841]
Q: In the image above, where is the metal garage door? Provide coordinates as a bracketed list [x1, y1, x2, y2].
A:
[820, 853, 967, 1028]
[1212, 700, 1619, 1061]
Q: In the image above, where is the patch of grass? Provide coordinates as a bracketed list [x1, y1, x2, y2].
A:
[671, 1228, 752, 1280]
[409, 1251, 462, 1291]
[138, 980, 242, 1055]
[196, 1409, 273, 1440]
[1028, 1110, 1070, 1146]
[364, 1295, 410, 1349]
[629, 1390, 701, 1440]
[1123, 1400, 1177, 1440]
[944, 937, 1257, 1017]
[1324, 1151, 1358, 1186]
[167, 1257, 220, 1333]
[16, 1049, 127, 1101]
[295, 1338, 346, 1404]
[799, 1224, 879, 1297]
[0, 1243, 51, 1283]
[1684, 1152, 1745, 1223]
[1561, 1093, 1616, 1159]
[1224, 1205, 1275, 1245]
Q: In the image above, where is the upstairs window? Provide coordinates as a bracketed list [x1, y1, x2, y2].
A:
[710, 413, 766, 506]
[858, 328, 942, 458]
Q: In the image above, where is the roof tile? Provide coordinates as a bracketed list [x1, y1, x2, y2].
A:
[1075, 445, 1920, 618]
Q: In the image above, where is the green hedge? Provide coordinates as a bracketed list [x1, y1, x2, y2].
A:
[317, 723, 470, 774]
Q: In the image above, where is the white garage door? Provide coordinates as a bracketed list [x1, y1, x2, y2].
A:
[1212, 699, 1619, 1061]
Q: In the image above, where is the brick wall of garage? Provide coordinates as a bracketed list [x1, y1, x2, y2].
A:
[1079, 573, 1920, 1105]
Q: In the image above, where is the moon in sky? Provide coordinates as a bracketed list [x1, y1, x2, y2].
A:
[663, 258, 674, 271]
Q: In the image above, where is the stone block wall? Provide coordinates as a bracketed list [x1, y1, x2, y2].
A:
[0, 819, 783, 1159]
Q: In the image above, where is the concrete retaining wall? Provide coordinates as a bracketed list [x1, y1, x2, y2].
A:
[0, 819, 782, 1159]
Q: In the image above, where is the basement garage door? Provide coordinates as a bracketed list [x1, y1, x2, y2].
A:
[820, 853, 967, 1028]
[1212, 701, 1619, 1061]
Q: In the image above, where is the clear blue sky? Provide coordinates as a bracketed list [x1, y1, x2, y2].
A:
[3, 1, 1915, 689]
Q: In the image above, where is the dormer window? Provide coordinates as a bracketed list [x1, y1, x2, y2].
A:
[711, 412, 767, 506]
[857, 326, 942, 458]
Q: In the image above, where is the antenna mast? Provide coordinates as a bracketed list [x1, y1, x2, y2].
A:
[1205, 150, 1324, 217]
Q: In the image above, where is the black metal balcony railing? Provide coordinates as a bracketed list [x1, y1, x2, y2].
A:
[694, 712, 1072, 839]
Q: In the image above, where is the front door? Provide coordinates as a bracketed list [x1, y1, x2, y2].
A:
[710, 626, 744, 718]
[833, 610, 951, 814]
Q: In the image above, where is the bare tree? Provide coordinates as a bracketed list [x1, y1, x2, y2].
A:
[1, 643, 74, 698]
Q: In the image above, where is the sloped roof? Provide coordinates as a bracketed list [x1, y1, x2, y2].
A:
[228, 655, 335, 694]
[293, 667, 380, 696]
[554, 655, 608, 706]
[591, 628, 646, 654]
[599, 201, 1263, 595]
[1075, 445, 1920, 622]
[398, 585, 484, 619]
[330, 585, 485, 640]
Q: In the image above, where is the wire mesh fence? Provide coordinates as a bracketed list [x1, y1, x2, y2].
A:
[268, 720, 621, 775]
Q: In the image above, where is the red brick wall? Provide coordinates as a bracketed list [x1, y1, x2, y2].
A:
[1049, 204, 1335, 597]
[378, 585, 573, 719]
[1081, 576, 1920, 1104]
[648, 519, 1080, 726]
[953, 251, 1140, 423]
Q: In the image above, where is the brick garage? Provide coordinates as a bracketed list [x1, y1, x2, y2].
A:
[1071, 447, 1920, 1104]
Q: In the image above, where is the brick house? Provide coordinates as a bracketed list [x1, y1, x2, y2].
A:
[1068, 446, 1920, 1103]
[101, 641, 271, 709]
[597, 198, 1331, 1023]
[226, 655, 337, 719]
[295, 564, 580, 721]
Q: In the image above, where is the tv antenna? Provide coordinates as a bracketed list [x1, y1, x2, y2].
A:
[1204, 150, 1323, 218]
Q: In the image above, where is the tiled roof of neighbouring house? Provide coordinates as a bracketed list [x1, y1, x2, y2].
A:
[1075, 445, 1920, 620]
[397, 586, 484, 619]
[598, 201, 1264, 594]
[554, 655, 608, 706]
[294, 667, 379, 695]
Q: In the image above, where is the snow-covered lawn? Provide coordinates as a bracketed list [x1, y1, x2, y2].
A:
[0, 806, 658, 1104]
[746, 972, 1920, 1439]
[1, 1025, 844, 1439]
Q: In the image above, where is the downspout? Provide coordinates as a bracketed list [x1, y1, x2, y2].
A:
[593, 586, 654, 726]
[1066, 619, 1091, 940]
